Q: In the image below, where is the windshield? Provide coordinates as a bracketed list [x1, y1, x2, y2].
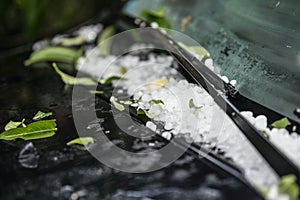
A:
[124, 0, 300, 122]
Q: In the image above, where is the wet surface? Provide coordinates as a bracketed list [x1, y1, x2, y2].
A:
[0, 38, 262, 200]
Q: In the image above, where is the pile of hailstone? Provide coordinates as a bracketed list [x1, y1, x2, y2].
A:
[77, 44, 299, 199]
[241, 111, 300, 168]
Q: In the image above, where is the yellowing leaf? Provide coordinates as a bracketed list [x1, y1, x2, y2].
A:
[178, 42, 210, 61]
[120, 100, 133, 105]
[181, 15, 192, 32]
[99, 76, 125, 85]
[52, 63, 97, 86]
[33, 110, 52, 120]
[4, 119, 26, 131]
[60, 36, 85, 46]
[0, 120, 57, 141]
[189, 99, 202, 110]
[110, 97, 125, 111]
[67, 137, 94, 146]
[120, 66, 127, 75]
[89, 90, 104, 94]
[272, 117, 291, 129]
[148, 79, 168, 90]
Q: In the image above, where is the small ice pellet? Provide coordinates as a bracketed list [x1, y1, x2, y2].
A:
[151, 22, 159, 29]
[140, 22, 146, 27]
[161, 131, 172, 140]
[75, 24, 102, 42]
[160, 29, 167, 34]
[177, 80, 189, 89]
[204, 58, 213, 68]
[110, 96, 117, 102]
[230, 80, 237, 86]
[221, 76, 229, 83]
[254, 115, 268, 131]
[76, 57, 86, 68]
[149, 143, 155, 147]
[130, 103, 139, 107]
[134, 18, 141, 24]
[266, 186, 278, 199]
[241, 111, 253, 118]
[146, 121, 157, 132]
[241, 111, 257, 128]
[290, 132, 298, 139]
[32, 39, 49, 51]
[117, 89, 123, 94]
[164, 122, 173, 130]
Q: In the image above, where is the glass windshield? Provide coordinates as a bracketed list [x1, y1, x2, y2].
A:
[124, 0, 300, 122]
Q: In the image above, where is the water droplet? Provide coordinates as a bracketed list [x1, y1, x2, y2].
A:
[294, 107, 300, 118]
[70, 189, 87, 200]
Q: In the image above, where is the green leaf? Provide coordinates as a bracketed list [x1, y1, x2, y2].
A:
[99, 76, 125, 85]
[33, 110, 52, 120]
[89, 90, 104, 95]
[141, 8, 165, 18]
[178, 42, 210, 61]
[110, 98, 125, 111]
[137, 108, 153, 119]
[98, 25, 116, 56]
[189, 99, 202, 110]
[60, 36, 85, 46]
[24, 46, 82, 66]
[0, 120, 57, 141]
[140, 8, 171, 29]
[4, 118, 26, 131]
[278, 175, 299, 200]
[272, 117, 291, 129]
[67, 137, 94, 146]
[149, 99, 164, 105]
[52, 63, 97, 86]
